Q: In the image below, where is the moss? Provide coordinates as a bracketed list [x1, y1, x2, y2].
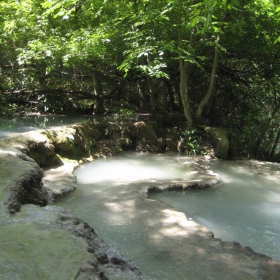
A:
[205, 127, 229, 159]
[31, 151, 62, 167]
[0, 205, 95, 280]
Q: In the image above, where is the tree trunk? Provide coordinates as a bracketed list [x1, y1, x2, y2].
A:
[195, 37, 219, 118]
[179, 61, 193, 124]
[178, 0, 193, 125]
[251, 126, 268, 159]
[250, 109, 278, 158]
[92, 71, 105, 114]
[164, 79, 175, 111]
[195, 0, 232, 119]
[269, 129, 280, 159]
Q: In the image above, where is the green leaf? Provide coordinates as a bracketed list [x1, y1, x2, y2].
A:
[41, 2, 62, 16]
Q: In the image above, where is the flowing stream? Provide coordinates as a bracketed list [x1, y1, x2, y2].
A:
[150, 160, 280, 263]
[2, 118, 280, 279]
[55, 153, 280, 279]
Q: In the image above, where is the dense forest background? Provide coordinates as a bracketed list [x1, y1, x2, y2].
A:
[0, 0, 280, 160]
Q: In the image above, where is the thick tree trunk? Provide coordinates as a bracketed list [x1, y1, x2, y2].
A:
[92, 71, 105, 114]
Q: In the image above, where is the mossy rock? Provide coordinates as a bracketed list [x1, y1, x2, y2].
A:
[205, 127, 229, 159]
[98, 120, 132, 140]
[0, 205, 97, 280]
[132, 122, 158, 152]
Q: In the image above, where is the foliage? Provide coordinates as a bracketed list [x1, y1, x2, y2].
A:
[119, 108, 135, 116]
[0, 97, 17, 118]
[0, 0, 280, 160]
[179, 128, 210, 155]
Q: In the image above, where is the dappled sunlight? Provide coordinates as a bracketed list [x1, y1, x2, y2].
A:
[186, 170, 199, 175]
[55, 154, 280, 279]
[158, 225, 192, 237]
[76, 155, 198, 185]
[212, 160, 280, 186]
[0, 150, 17, 156]
[105, 202, 124, 212]
[264, 191, 280, 204]
[155, 209, 201, 238]
[44, 161, 78, 182]
[28, 130, 48, 142]
[77, 160, 168, 184]
[0, 116, 97, 140]
[195, 247, 206, 255]
[151, 159, 280, 263]
[260, 202, 280, 217]
[103, 199, 136, 225]
[176, 158, 193, 166]
[90, 189, 103, 194]
[207, 170, 219, 176]
[105, 199, 135, 213]
[145, 218, 160, 227]
[209, 160, 279, 184]
[262, 174, 280, 183]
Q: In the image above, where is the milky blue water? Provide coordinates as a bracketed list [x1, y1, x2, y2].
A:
[56, 154, 280, 279]
[150, 160, 280, 262]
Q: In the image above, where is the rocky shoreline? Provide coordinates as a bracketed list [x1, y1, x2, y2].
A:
[1, 119, 280, 279]
[0, 119, 148, 279]
[0, 153, 143, 279]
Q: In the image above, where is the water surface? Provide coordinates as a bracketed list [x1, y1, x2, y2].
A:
[55, 154, 280, 279]
[150, 160, 280, 262]
[56, 153, 211, 279]
[0, 115, 96, 139]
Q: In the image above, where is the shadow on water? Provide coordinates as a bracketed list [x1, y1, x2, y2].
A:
[55, 154, 280, 279]
[150, 160, 280, 263]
